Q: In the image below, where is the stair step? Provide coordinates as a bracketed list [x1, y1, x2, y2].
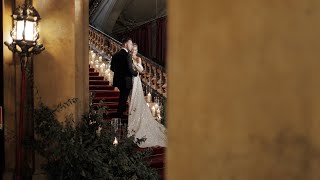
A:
[90, 76, 104, 80]
[89, 80, 109, 85]
[92, 97, 119, 103]
[92, 102, 128, 109]
[148, 154, 165, 168]
[138, 147, 165, 155]
[157, 168, 165, 180]
[90, 85, 114, 91]
[89, 72, 99, 76]
[88, 62, 164, 180]
[90, 90, 120, 97]
[105, 113, 128, 119]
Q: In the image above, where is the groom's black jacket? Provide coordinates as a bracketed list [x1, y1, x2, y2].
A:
[110, 49, 138, 89]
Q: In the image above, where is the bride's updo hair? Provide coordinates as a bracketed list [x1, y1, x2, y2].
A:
[133, 43, 138, 48]
[132, 43, 138, 55]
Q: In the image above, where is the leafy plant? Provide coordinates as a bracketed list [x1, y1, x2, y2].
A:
[32, 96, 158, 180]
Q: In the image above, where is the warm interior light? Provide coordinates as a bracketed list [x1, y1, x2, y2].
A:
[16, 20, 24, 40]
[4, 3, 44, 56]
[25, 21, 35, 41]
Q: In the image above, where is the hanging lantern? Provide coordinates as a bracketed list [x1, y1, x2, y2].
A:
[4, 2, 45, 57]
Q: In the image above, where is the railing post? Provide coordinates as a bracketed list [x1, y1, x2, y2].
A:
[163, 73, 167, 97]
[147, 63, 152, 85]
[157, 68, 163, 94]
[151, 66, 157, 89]
[142, 60, 147, 82]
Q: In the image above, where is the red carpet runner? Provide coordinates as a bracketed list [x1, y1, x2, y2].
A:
[89, 67, 165, 180]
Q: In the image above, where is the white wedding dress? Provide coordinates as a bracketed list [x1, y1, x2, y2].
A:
[127, 61, 167, 148]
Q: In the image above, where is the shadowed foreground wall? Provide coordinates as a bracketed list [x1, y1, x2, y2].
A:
[167, 1, 320, 180]
[2, 0, 89, 179]
[32, 0, 89, 120]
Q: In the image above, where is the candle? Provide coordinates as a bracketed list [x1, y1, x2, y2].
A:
[146, 103, 150, 107]
[99, 63, 105, 75]
[91, 53, 96, 61]
[98, 56, 102, 63]
[147, 93, 152, 103]
[113, 137, 118, 146]
[151, 106, 156, 117]
[89, 60, 94, 67]
[107, 72, 112, 81]
[108, 73, 113, 85]
[100, 67, 104, 74]
[94, 60, 99, 71]
[156, 108, 161, 117]
[154, 103, 159, 110]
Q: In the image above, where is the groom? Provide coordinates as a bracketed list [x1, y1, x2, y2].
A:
[110, 37, 138, 120]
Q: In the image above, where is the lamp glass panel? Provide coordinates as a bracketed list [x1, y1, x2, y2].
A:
[25, 21, 35, 41]
[16, 20, 24, 40]
[11, 20, 17, 40]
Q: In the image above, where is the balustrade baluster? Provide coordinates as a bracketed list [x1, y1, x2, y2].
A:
[142, 60, 147, 82]
[151, 66, 157, 89]
[146, 63, 152, 85]
[157, 68, 163, 94]
[162, 73, 167, 97]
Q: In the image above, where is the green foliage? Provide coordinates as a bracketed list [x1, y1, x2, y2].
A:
[33, 97, 158, 180]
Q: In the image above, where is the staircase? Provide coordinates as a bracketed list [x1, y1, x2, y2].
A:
[89, 67, 165, 179]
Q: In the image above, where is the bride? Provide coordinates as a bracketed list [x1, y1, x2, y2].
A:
[127, 43, 167, 148]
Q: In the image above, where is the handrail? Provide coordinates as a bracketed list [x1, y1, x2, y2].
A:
[89, 25, 167, 98]
[89, 25, 166, 72]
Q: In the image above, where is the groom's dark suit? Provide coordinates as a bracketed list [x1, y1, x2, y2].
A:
[110, 48, 138, 118]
